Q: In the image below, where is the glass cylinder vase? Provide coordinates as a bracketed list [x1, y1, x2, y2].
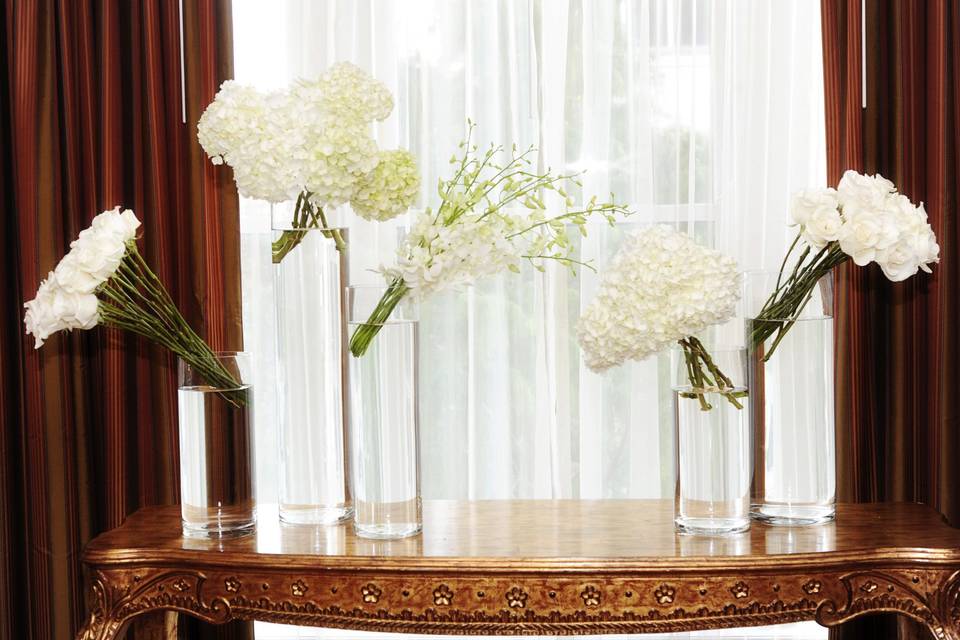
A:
[346, 285, 421, 539]
[672, 345, 751, 535]
[178, 352, 256, 538]
[273, 205, 352, 525]
[745, 270, 835, 526]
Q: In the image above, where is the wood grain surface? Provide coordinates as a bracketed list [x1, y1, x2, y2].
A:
[77, 500, 960, 639]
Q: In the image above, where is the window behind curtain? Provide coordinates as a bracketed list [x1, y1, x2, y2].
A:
[231, 1, 826, 637]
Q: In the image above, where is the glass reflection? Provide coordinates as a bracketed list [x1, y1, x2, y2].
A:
[765, 521, 836, 554]
[678, 531, 750, 557]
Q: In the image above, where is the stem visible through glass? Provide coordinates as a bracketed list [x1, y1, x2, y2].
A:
[272, 191, 346, 263]
[677, 336, 747, 411]
[749, 238, 846, 361]
[348, 278, 410, 357]
[97, 243, 247, 407]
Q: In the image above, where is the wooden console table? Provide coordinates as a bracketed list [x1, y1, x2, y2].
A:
[77, 500, 960, 639]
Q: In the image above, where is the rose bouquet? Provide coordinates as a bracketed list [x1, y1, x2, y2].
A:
[752, 170, 939, 359]
[578, 226, 744, 411]
[197, 62, 420, 262]
[347, 122, 632, 357]
[23, 207, 243, 404]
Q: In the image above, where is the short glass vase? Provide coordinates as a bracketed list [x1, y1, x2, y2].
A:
[177, 352, 256, 539]
[346, 285, 422, 539]
[673, 346, 751, 535]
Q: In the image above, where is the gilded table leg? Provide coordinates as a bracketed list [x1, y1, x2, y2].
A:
[76, 567, 230, 640]
[932, 570, 960, 640]
[74, 572, 128, 640]
[816, 568, 960, 640]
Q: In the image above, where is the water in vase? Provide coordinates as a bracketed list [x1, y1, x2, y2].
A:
[748, 316, 835, 525]
[178, 385, 256, 538]
[274, 227, 352, 525]
[347, 319, 422, 539]
[673, 388, 751, 534]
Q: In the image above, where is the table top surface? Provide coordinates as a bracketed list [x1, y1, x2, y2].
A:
[87, 500, 960, 571]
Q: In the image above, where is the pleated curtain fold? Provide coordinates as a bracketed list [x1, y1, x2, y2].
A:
[824, 0, 960, 638]
[0, 1, 247, 638]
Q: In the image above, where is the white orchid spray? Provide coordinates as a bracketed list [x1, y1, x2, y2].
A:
[197, 62, 420, 263]
[348, 122, 632, 357]
[753, 170, 940, 359]
[23, 208, 244, 404]
[578, 226, 745, 411]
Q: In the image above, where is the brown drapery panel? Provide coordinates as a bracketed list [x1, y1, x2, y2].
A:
[823, 0, 959, 639]
[1, 1, 249, 639]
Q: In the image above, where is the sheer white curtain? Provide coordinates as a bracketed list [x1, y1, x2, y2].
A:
[233, 1, 825, 636]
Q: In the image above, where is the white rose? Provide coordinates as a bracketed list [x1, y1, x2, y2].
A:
[904, 224, 940, 274]
[72, 235, 124, 283]
[117, 209, 141, 240]
[52, 288, 99, 330]
[836, 206, 898, 265]
[790, 188, 839, 226]
[801, 205, 844, 249]
[91, 207, 141, 242]
[23, 276, 63, 348]
[837, 170, 895, 209]
[905, 202, 940, 273]
[876, 239, 921, 282]
[874, 195, 939, 279]
[53, 253, 100, 294]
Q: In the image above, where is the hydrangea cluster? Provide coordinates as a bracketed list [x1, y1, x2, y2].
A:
[577, 226, 741, 373]
[790, 170, 939, 282]
[197, 62, 418, 218]
[24, 207, 140, 347]
[351, 150, 421, 221]
[307, 61, 393, 122]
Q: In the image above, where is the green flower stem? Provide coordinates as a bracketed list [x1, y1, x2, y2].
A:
[749, 237, 848, 361]
[97, 243, 246, 407]
[272, 192, 346, 263]
[348, 278, 410, 357]
[677, 336, 747, 411]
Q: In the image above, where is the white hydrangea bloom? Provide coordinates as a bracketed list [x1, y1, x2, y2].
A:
[577, 226, 741, 373]
[309, 61, 394, 122]
[350, 150, 421, 221]
[794, 170, 939, 282]
[196, 81, 265, 164]
[198, 63, 409, 212]
[198, 85, 302, 202]
[24, 207, 141, 347]
[298, 119, 379, 208]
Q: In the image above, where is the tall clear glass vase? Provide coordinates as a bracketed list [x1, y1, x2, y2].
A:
[273, 204, 352, 525]
[673, 345, 751, 535]
[745, 271, 836, 526]
[346, 285, 421, 539]
[178, 352, 256, 538]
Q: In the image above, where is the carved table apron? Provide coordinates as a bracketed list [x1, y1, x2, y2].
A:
[77, 501, 960, 639]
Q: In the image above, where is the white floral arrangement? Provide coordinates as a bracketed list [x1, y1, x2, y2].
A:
[197, 62, 420, 261]
[790, 170, 939, 281]
[577, 226, 745, 410]
[24, 208, 242, 403]
[348, 122, 632, 357]
[753, 170, 940, 358]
